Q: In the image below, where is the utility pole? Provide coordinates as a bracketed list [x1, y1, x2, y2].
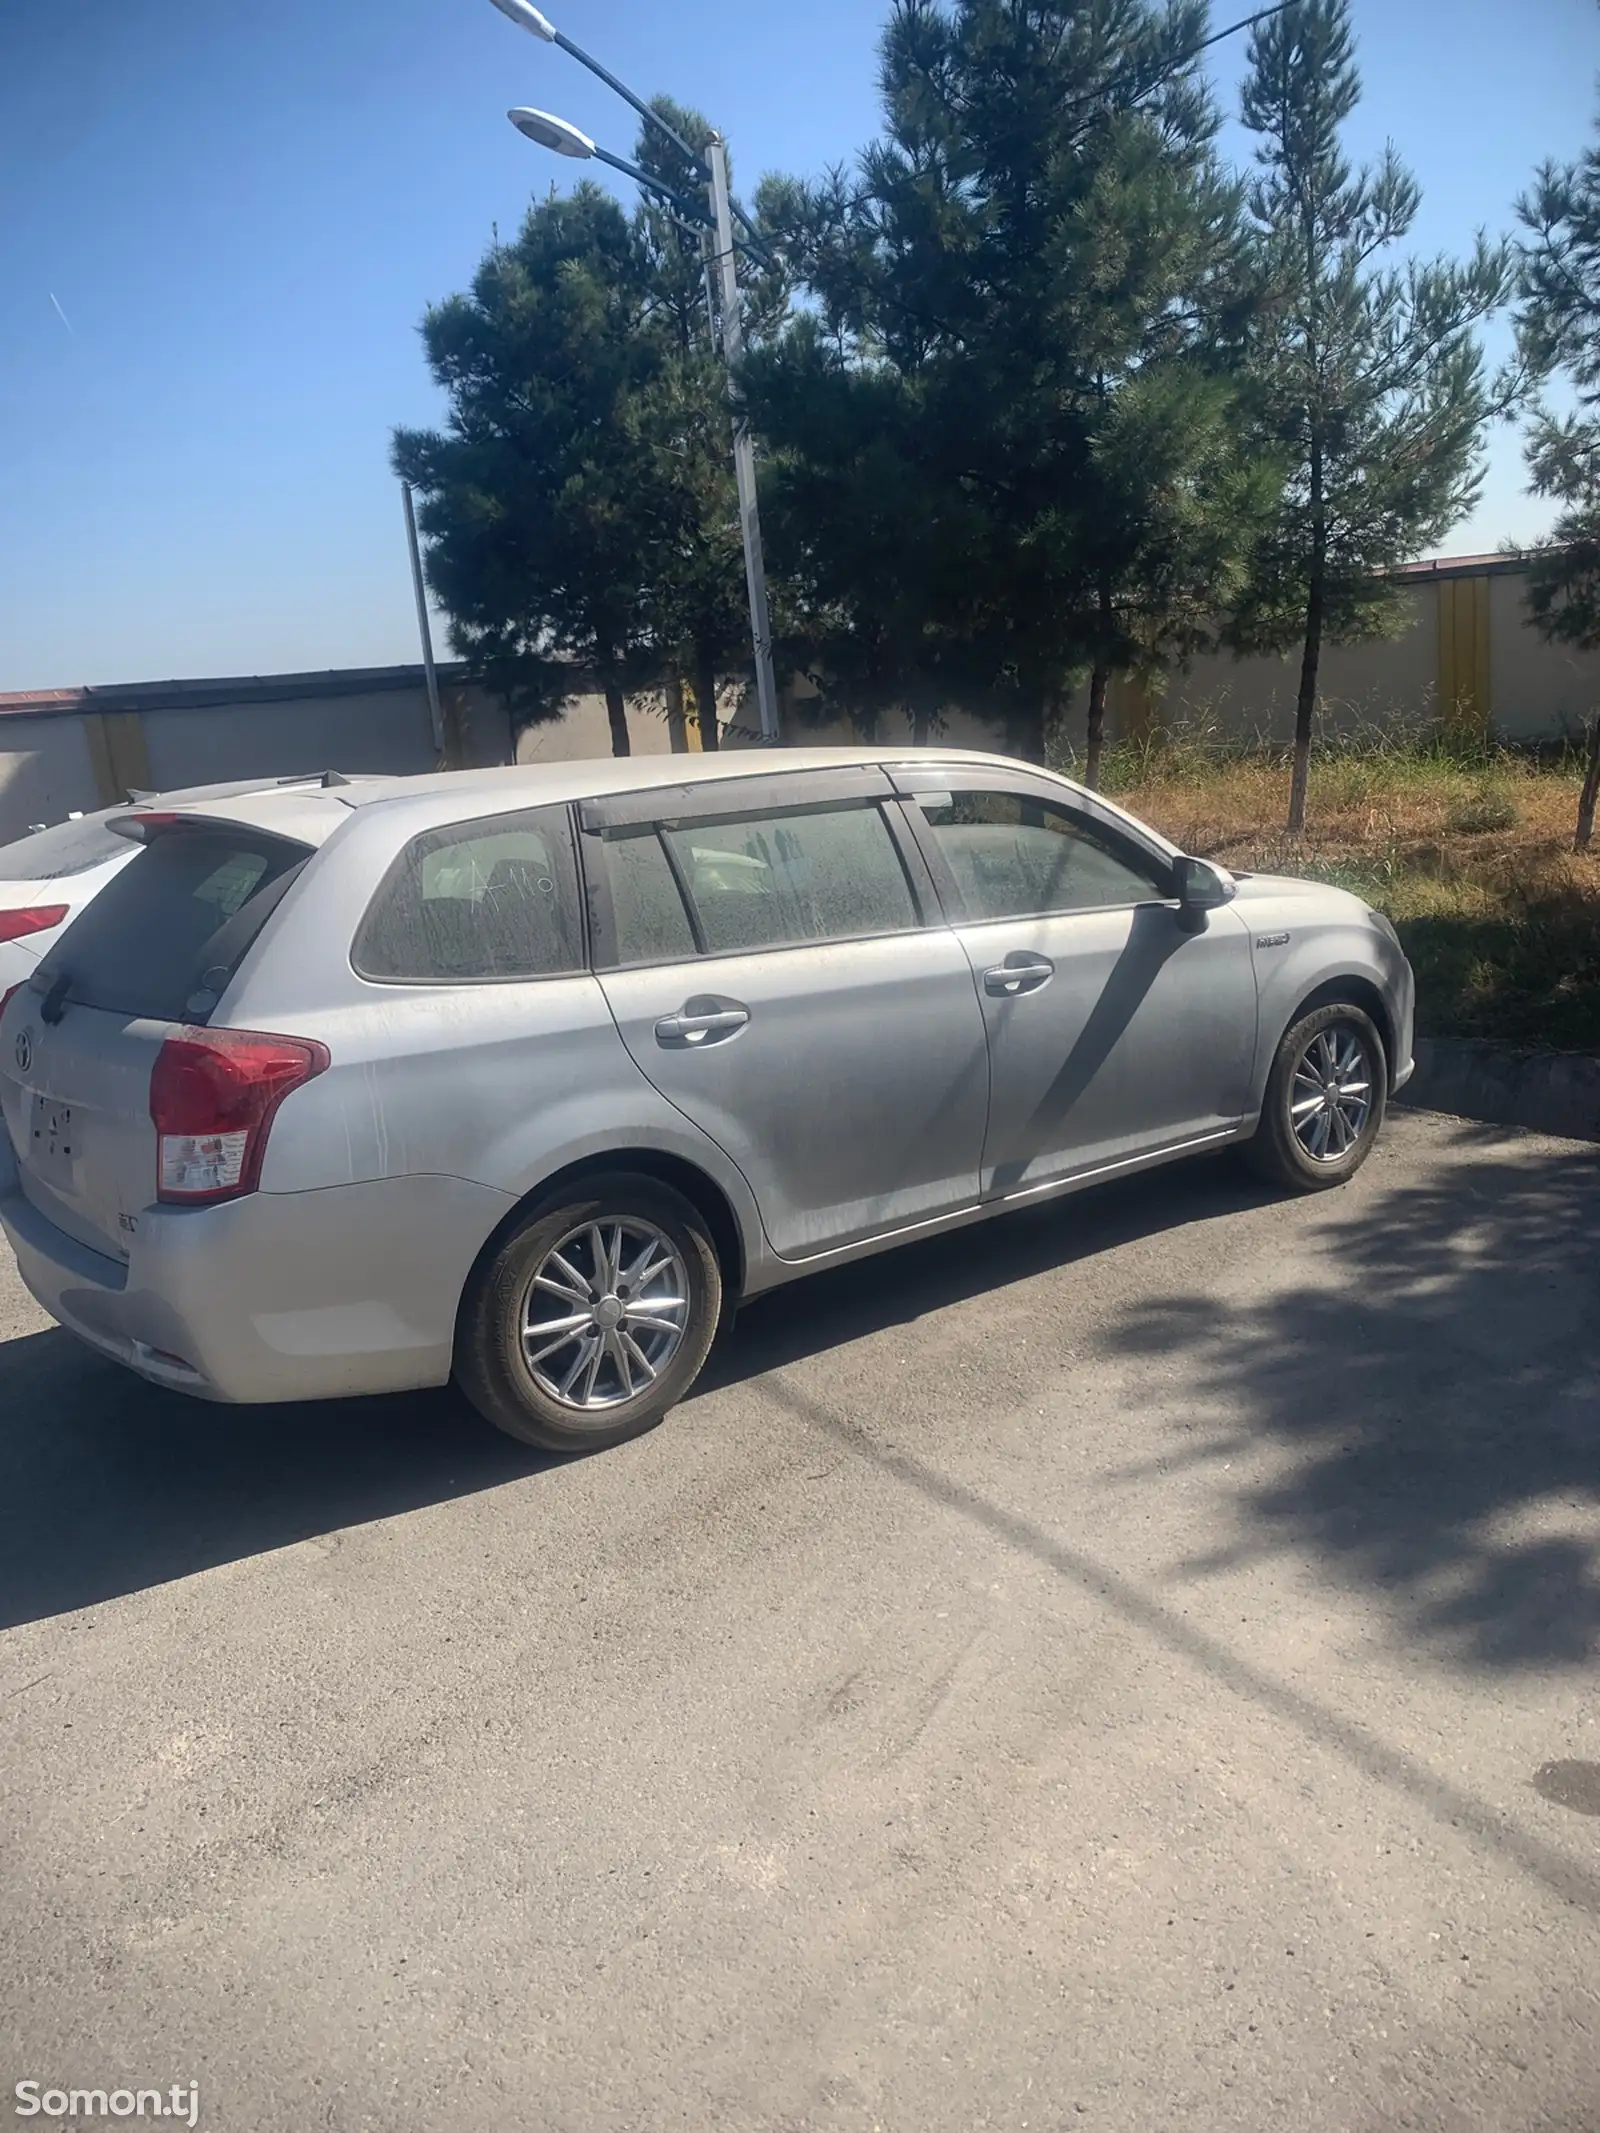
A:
[706, 135, 780, 746]
[401, 480, 447, 761]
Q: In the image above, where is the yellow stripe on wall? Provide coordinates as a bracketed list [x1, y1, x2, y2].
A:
[1437, 576, 1491, 741]
[1111, 672, 1155, 743]
[81, 712, 151, 805]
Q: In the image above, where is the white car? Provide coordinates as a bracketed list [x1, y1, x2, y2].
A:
[0, 778, 335, 1015]
[0, 813, 139, 1012]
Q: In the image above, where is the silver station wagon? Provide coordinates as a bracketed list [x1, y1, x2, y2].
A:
[0, 749, 1414, 1451]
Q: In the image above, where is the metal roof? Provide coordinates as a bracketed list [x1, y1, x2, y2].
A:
[0, 664, 470, 722]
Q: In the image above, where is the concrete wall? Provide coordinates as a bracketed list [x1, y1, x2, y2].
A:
[6, 563, 1597, 850]
[0, 672, 516, 850]
[1120, 566, 1600, 750]
[768, 565, 1600, 756]
[0, 715, 105, 841]
[139, 689, 438, 791]
[1154, 590, 1440, 745]
[515, 686, 676, 765]
[1488, 572, 1600, 741]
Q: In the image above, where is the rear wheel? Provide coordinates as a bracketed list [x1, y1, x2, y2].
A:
[456, 1174, 722, 1452]
[1244, 1002, 1387, 1193]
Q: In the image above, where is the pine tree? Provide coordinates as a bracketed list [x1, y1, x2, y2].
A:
[745, 0, 1270, 778]
[1235, 0, 1514, 832]
[392, 187, 673, 755]
[393, 105, 781, 761]
[1517, 107, 1600, 850]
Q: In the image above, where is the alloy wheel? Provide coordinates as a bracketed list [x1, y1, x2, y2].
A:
[520, 1218, 690, 1413]
[1289, 1024, 1374, 1163]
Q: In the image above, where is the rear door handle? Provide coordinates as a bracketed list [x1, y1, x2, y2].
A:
[983, 956, 1055, 997]
[654, 1002, 751, 1046]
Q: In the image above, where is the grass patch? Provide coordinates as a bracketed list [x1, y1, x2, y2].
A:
[1444, 783, 1520, 835]
[1097, 735, 1600, 1052]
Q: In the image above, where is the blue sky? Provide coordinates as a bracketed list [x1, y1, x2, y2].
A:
[1, 0, 1595, 690]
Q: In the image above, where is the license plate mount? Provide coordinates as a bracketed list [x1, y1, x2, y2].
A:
[30, 1096, 78, 1185]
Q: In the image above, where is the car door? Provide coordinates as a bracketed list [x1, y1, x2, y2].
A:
[584, 767, 991, 1261]
[892, 769, 1258, 1195]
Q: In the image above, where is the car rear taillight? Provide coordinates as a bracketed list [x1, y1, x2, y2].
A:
[0, 984, 22, 1023]
[149, 1027, 329, 1205]
[0, 905, 68, 945]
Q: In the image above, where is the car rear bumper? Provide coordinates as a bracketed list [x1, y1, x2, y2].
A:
[0, 1139, 515, 1404]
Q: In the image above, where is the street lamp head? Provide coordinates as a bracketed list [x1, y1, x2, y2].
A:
[508, 106, 595, 158]
[487, 0, 557, 38]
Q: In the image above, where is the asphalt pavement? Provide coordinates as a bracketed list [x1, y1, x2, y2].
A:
[2, 1110, 1598, 2133]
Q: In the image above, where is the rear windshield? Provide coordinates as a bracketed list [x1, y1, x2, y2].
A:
[31, 826, 310, 1024]
[0, 814, 129, 881]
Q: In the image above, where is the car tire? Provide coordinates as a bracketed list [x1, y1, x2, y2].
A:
[455, 1173, 723, 1453]
[1243, 1001, 1388, 1194]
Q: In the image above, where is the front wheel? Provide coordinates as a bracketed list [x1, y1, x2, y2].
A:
[1244, 1002, 1387, 1193]
[455, 1174, 723, 1452]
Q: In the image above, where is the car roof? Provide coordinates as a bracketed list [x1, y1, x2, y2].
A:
[333, 746, 1013, 813]
[118, 747, 1061, 844]
[102, 748, 1185, 866]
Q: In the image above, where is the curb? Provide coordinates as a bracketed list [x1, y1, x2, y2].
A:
[1396, 1039, 1600, 1144]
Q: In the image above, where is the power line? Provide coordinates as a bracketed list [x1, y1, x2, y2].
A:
[1192, 0, 1295, 64]
[1062, 0, 1295, 114]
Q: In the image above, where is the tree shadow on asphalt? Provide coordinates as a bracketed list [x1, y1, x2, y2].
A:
[1099, 1124, 1600, 1673]
[6, 1124, 1594, 1669]
[0, 1154, 1262, 1631]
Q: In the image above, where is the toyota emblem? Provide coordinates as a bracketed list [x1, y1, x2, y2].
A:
[14, 1029, 32, 1077]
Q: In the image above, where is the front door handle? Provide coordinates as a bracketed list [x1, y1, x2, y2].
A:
[654, 1000, 751, 1046]
[983, 955, 1054, 998]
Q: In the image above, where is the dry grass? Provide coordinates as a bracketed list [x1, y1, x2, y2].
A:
[1097, 740, 1600, 1052]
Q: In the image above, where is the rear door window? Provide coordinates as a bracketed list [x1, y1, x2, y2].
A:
[354, 805, 584, 982]
[658, 802, 920, 956]
[31, 826, 311, 1022]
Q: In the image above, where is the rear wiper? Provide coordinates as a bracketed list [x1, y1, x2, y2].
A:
[39, 973, 71, 1026]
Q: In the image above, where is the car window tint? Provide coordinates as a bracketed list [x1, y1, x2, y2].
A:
[31, 829, 309, 1023]
[602, 828, 698, 965]
[355, 805, 584, 983]
[661, 802, 918, 954]
[914, 789, 1166, 919]
[0, 813, 129, 881]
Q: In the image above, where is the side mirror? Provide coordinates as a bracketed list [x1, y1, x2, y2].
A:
[1174, 855, 1236, 914]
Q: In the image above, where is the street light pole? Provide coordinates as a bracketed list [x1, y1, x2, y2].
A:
[492, 0, 784, 745]
[489, 0, 710, 177]
[705, 136, 780, 746]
